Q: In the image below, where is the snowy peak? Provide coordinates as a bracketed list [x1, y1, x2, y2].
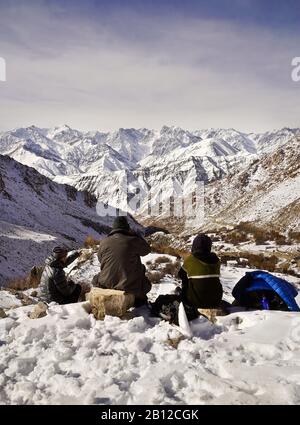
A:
[46, 124, 83, 144]
[1, 125, 298, 176]
[0, 125, 298, 231]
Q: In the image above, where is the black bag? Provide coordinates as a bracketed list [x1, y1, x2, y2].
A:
[150, 294, 199, 325]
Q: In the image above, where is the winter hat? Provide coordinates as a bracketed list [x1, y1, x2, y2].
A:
[191, 234, 212, 254]
[112, 216, 130, 231]
[52, 246, 68, 259]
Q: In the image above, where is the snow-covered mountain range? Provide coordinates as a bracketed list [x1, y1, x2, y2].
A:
[0, 125, 299, 231]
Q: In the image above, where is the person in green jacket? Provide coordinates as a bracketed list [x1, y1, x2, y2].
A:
[178, 233, 223, 308]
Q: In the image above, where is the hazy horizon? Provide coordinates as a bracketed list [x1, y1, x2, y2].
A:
[0, 0, 299, 133]
[1, 122, 299, 135]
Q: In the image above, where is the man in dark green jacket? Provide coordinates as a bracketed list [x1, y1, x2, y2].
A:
[178, 234, 223, 308]
[93, 216, 151, 306]
[39, 247, 81, 304]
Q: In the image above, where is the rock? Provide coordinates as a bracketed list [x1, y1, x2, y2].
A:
[86, 288, 135, 320]
[28, 302, 48, 319]
[226, 260, 238, 266]
[0, 308, 7, 319]
[21, 296, 35, 306]
[30, 290, 38, 297]
[198, 308, 228, 324]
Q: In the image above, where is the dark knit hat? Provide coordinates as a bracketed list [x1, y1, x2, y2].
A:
[191, 234, 212, 254]
[52, 246, 68, 258]
[112, 216, 130, 231]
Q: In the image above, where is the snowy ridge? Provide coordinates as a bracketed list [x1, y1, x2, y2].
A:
[0, 125, 299, 230]
[2, 124, 293, 179]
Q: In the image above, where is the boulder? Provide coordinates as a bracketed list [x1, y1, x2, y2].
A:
[29, 302, 48, 319]
[0, 308, 7, 319]
[86, 288, 135, 320]
[198, 307, 227, 324]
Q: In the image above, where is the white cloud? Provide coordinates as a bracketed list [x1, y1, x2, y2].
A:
[0, 3, 299, 132]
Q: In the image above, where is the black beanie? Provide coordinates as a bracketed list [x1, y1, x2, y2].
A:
[191, 234, 212, 254]
[52, 246, 68, 258]
[112, 216, 130, 231]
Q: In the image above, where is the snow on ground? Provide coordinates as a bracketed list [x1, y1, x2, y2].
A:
[1, 262, 300, 405]
[0, 291, 22, 309]
[210, 239, 300, 255]
[141, 253, 178, 264]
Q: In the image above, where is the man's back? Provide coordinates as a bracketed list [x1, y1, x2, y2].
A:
[96, 229, 151, 298]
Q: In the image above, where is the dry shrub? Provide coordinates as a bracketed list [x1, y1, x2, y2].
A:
[163, 260, 181, 277]
[7, 276, 30, 291]
[221, 222, 287, 246]
[226, 231, 248, 244]
[147, 270, 165, 284]
[154, 256, 172, 264]
[150, 242, 188, 259]
[7, 265, 44, 290]
[274, 235, 288, 245]
[246, 253, 278, 272]
[147, 259, 181, 283]
[84, 235, 100, 248]
[288, 231, 300, 243]
[146, 262, 157, 271]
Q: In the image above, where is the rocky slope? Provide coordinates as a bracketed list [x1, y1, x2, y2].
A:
[204, 137, 300, 231]
[0, 155, 125, 285]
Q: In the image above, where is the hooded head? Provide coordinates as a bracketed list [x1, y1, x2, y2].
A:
[52, 246, 68, 261]
[112, 216, 130, 232]
[191, 233, 212, 255]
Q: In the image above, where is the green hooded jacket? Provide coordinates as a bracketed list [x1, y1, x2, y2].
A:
[178, 252, 223, 308]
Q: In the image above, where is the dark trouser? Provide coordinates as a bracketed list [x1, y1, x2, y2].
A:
[134, 296, 148, 307]
[54, 284, 82, 305]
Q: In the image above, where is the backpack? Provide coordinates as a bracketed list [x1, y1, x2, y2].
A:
[149, 294, 199, 325]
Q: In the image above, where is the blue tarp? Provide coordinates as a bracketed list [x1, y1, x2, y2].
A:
[232, 270, 300, 312]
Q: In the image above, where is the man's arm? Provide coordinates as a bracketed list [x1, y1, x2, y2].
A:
[97, 242, 104, 264]
[178, 267, 189, 299]
[65, 251, 81, 267]
[134, 235, 151, 256]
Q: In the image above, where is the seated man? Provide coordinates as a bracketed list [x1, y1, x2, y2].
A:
[39, 246, 82, 304]
[178, 233, 223, 309]
[93, 216, 151, 306]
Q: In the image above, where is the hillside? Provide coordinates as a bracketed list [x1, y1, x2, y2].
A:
[204, 137, 300, 231]
[0, 155, 116, 285]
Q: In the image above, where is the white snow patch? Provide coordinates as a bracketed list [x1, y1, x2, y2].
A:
[1, 266, 300, 405]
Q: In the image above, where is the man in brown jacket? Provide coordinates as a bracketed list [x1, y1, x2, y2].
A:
[93, 216, 152, 306]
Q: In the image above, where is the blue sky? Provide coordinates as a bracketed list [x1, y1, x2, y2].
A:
[0, 0, 299, 132]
